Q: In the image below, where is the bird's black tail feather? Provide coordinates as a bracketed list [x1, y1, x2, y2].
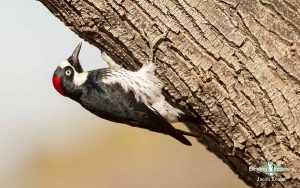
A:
[171, 133, 192, 146]
[176, 129, 200, 138]
[170, 128, 200, 146]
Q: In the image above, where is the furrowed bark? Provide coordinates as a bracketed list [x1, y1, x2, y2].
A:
[38, 0, 300, 187]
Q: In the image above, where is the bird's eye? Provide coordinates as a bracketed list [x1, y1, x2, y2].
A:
[65, 69, 72, 76]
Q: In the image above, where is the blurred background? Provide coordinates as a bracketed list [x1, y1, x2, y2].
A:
[0, 1, 247, 188]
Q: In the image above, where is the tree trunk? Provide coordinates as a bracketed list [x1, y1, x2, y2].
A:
[38, 0, 300, 187]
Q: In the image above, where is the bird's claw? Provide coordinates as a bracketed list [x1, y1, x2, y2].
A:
[101, 51, 122, 70]
[141, 28, 170, 63]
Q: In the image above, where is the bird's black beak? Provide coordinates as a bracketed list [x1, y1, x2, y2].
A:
[68, 42, 83, 73]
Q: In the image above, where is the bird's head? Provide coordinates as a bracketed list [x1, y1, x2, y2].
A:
[52, 42, 87, 97]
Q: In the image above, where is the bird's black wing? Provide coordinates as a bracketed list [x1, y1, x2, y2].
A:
[125, 96, 192, 146]
[87, 81, 192, 146]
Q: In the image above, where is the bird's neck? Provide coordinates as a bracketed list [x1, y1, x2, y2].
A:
[65, 72, 90, 100]
[73, 71, 88, 86]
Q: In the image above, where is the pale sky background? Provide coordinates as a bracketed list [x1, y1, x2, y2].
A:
[0, 0, 107, 181]
[0, 1, 247, 188]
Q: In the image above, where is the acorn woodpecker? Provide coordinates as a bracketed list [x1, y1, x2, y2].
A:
[52, 32, 197, 145]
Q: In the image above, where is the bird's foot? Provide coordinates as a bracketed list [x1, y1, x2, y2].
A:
[101, 51, 122, 70]
[141, 28, 170, 63]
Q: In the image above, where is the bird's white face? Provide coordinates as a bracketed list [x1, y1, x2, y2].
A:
[52, 61, 76, 96]
[52, 43, 88, 97]
[53, 60, 89, 96]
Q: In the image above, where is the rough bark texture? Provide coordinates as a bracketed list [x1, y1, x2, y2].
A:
[38, 0, 300, 187]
